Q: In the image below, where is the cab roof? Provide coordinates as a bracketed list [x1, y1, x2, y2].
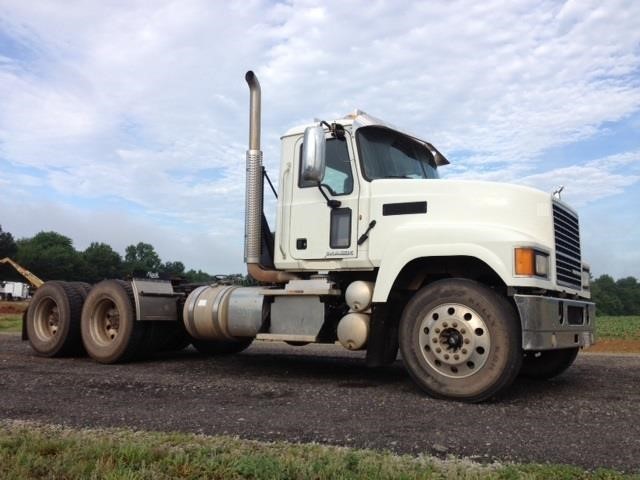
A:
[282, 109, 449, 166]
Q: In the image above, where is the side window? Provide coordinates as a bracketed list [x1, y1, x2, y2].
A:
[298, 138, 354, 195]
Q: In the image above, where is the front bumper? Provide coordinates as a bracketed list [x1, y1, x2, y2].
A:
[514, 294, 596, 351]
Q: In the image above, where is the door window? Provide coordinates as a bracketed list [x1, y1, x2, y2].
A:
[299, 138, 353, 195]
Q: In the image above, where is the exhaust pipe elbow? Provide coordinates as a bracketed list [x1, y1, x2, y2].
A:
[245, 71, 261, 151]
[248, 263, 298, 283]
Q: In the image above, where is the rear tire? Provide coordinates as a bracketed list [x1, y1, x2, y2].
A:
[191, 338, 253, 356]
[26, 281, 84, 357]
[399, 278, 522, 402]
[520, 348, 579, 379]
[81, 280, 148, 363]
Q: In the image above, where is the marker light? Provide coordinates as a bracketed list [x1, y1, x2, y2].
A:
[515, 248, 549, 278]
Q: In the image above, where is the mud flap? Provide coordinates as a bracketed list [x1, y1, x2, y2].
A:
[365, 303, 399, 367]
[21, 309, 28, 341]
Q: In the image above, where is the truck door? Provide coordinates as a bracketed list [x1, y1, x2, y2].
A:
[289, 131, 359, 260]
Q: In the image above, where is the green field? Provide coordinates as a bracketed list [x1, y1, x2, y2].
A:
[0, 314, 21, 332]
[596, 316, 640, 340]
[0, 422, 636, 480]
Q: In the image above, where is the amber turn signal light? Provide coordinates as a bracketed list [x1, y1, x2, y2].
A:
[515, 248, 536, 276]
[515, 247, 549, 277]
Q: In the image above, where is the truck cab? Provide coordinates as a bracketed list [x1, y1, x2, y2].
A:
[277, 111, 590, 301]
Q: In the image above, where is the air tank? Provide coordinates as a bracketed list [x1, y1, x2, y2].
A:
[337, 312, 370, 350]
[345, 281, 374, 312]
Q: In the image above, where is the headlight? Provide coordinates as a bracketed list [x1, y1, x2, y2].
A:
[515, 248, 549, 278]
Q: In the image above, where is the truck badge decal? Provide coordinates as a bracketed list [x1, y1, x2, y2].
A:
[325, 250, 354, 257]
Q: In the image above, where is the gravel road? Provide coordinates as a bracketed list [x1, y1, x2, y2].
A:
[1, 333, 639, 472]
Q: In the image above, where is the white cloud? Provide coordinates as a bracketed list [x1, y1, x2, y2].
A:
[1, 0, 639, 277]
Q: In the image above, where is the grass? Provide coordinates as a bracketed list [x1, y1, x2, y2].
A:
[0, 314, 21, 332]
[596, 316, 640, 340]
[0, 421, 637, 480]
[0, 300, 27, 333]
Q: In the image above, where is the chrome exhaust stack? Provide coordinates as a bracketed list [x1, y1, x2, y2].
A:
[244, 71, 263, 266]
[244, 71, 297, 283]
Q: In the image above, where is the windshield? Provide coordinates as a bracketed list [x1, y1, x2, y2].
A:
[356, 126, 439, 180]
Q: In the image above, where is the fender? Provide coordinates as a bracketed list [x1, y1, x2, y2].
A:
[371, 223, 552, 303]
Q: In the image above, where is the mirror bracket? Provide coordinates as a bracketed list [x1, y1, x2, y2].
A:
[317, 184, 341, 209]
[320, 121, 345, 139]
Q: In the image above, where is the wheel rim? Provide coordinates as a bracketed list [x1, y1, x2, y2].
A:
[89, 298, 121, 346]
[33, 297, 60, 341]
[417, 303, 491, 379]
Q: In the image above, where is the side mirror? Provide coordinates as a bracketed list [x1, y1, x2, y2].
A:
[301, 126, 326, 183]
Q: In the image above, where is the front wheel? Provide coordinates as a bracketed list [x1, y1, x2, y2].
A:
[520, 348, 579, 380]
[399, 279, 522, 402]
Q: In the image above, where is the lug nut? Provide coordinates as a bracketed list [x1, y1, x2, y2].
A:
[435, 328, 441, 334]
[460, 328, 466, 334]
[436, 348, 442, 353]
[462, 349, 467, 354]
[433, 338, 438, 343]
[453, 322, 458, 328]
[443, 322, 448, 328]
[454, 354, 459, 360]
[444, 354, 450, 360]
[464, 338, 470, 344]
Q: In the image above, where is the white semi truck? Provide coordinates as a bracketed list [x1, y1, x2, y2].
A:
[24, 72, 595, 401]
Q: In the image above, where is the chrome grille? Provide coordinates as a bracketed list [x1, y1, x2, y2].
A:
[552, 202, 582, 289]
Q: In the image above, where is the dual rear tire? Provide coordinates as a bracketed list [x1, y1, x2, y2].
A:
[27, 280, 252, 363]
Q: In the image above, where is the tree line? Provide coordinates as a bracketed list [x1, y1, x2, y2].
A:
[590, 275, 640, 316]
[0, 225, 234, 284]
[1, 225, 639, 314]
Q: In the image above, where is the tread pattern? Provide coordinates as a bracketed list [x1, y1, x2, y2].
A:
[114, 279, 149, 363]
[58, 281, 85, 356]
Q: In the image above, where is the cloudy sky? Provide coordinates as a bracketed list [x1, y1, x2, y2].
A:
[1, 0, 639, 278]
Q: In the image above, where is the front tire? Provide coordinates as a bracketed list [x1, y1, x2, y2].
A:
[399, 279, 522, 402]
[520, 348, 579, 379]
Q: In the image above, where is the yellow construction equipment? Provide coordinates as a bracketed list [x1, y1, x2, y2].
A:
[0, 257, 44, 288]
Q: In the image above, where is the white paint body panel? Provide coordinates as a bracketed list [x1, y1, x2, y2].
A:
[366, 179, 556, 302]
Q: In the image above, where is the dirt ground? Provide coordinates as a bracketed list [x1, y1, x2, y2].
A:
[585, 339, 640, 353]
[1, 335, 639, 472]
[0, 301, 28, 315]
